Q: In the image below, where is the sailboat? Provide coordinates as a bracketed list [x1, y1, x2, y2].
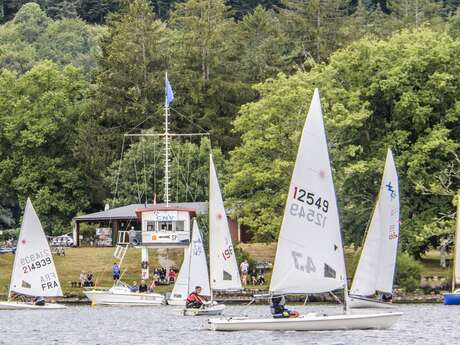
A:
[443, 195, 460, 305]
[182, 219, 225, 316]
[348, 149, 400, 309]
[208, 89, 402, 331]
[0, 198, 66, 310]
[167, 246, 191, 305]
[169, 156, 241, 315]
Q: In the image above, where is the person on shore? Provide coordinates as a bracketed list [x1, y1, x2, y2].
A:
[186, 286, 207, 309]
[270, 296, 299, 319]
[79, 271, 86, 287]
[112, 262, 120, 281]
[85, 272, 94, 287]
[250, 268, 258, 285]
[130, 281, 139, 292]
[240, 260, 249, 286]
[168, 269, 177, 283]
[34, 296, 45, 306]
[139, 280, 148, 293]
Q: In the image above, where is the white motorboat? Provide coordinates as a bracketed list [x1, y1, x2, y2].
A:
[84, 284, 165, 306]
[349, 149, 400, 309]
[208, 89, 402, 331]
[0, 199, 66, 310]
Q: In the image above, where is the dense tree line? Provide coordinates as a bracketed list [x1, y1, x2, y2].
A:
[0, 0, 458, 257]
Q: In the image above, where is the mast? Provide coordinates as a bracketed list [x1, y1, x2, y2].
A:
[164, 72, 170, 207]
[209, 157, 214, 303]
[453, 195, 460, 292]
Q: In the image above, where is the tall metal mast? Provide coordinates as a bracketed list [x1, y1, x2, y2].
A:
[164, 72, 170, 207]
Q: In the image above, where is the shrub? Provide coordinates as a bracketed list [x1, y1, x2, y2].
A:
[396, 252, 423, 292]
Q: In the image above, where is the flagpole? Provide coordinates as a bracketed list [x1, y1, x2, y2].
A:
[164, 72, 170, 207]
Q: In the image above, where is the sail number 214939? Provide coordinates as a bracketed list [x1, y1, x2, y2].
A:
[290, 186, 329, 228]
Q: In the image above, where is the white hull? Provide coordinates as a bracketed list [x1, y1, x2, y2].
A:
[348, 295, 396, 309]
[184, 303, 225, 316]
[84, 290, 165, 306]
[167, 298, 186, 306]
[0, 301, 67, 310]
[208, 312, 402, 331]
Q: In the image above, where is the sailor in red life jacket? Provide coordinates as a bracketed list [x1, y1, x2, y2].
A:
[186, 286, 207, 309]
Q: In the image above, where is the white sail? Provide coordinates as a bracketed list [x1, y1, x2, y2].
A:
[188, 219, 211, 296]
[454, 196, 460, 287]
[209, 154, 242, 291]
[269, 89, 347, 294]
[170, 246, 190, 301]
[9, 198, 63, 297]
[350, 149, 400, 296]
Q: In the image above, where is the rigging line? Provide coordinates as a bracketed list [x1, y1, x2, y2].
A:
[126, 115, 154, 134]
[114, 135, 126, 203]
[132, 138, 142, 204]
[142, 140, 148, 205]
[170, 144, 196, 202]
[169, 107, 210, 135]
[153, 135, 156, 198]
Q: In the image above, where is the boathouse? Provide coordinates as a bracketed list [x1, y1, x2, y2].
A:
[72, 202, 250, 247]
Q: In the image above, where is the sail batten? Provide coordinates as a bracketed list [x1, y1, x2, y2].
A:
[269, 89, 346, 295]
[350, 149, 400, 296]
[209, 155, 242, 291]
[9, 198, 63, 297]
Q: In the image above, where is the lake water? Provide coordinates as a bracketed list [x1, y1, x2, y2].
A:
[0, 304, 458, 345]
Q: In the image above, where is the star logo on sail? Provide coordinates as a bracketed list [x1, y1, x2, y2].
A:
[385, 181, 397, 200]
[319, 170, 326, 179]
[21, 239, 26, 245]
[217, 213, 223, 220]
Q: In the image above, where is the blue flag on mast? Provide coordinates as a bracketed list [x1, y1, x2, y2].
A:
[165, 76, 174, 105]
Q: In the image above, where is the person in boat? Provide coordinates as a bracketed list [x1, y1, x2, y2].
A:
[186, 286, 207, 309]
[381, 293, 393, 302]
[270, 295, 299, 318]
[112, 263, 120, 281]
[139, 280, 148, 293]
[129, 281, 139, 292]
[34, 296, 45, 306]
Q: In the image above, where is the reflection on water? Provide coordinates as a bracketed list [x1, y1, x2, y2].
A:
[0, 304, 458, 345]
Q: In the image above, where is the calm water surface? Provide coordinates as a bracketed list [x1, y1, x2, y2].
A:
[0, 304, 459, 345]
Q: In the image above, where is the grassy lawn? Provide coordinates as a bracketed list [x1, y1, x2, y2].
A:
[0, 244, 451, 298]
[0, 247, 184, 297]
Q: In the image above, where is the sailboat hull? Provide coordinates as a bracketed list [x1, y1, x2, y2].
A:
[184, 303, 225, 316]
[443, 293, 460, 305]
[0, 301, 66, 310]
[167, 298, 186, 306]
[84, 290, 165, 306]
[348, 295, 396, 309]
[208, 312, 402, 331]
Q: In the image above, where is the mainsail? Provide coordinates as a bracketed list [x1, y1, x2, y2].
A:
[9, 198, 63, 297]
[269, 88, 347, 294]
[170, 246, 190, 300]
[188, 219, 211, 296]
[209, 154, 242, 291]
[350, 149, 400, 296]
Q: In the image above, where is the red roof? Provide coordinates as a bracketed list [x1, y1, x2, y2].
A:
[135, 206, 197, 219]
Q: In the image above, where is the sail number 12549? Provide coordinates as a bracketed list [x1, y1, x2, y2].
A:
[290, 186, 329, 228]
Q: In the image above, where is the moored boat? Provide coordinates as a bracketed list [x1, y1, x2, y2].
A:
[444, 195, 460, 305]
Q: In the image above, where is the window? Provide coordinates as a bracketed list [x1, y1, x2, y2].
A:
[146, 221, 155, 232]
[175, 221, 185, 231]
[158, 221, 173, 231]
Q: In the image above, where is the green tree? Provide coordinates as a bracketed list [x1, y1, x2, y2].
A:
[0, 62, 90, 234]
[226, 28, 460, 252]
[387, 0, 442, 28]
